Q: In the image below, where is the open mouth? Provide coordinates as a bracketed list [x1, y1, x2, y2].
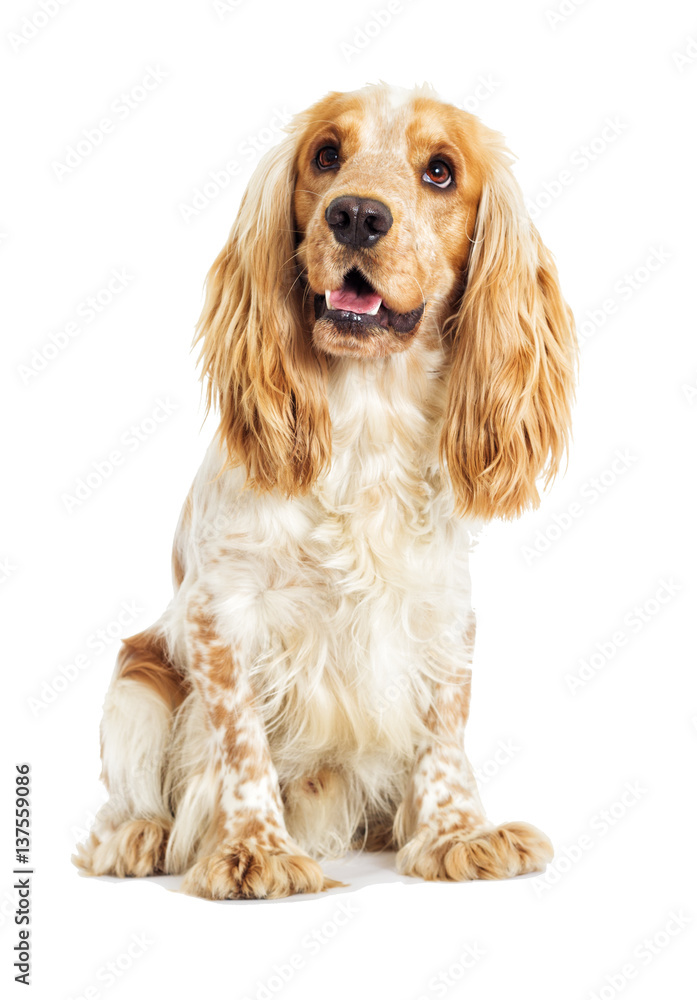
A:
[314, 268, 424, 335]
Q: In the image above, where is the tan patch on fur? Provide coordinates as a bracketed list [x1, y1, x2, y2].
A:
[117, 629, 190, 711]
[186, 606, 266, 779]
[187, 605, 238, 691]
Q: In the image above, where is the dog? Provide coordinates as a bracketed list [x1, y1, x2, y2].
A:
[74, 83, 576, 899]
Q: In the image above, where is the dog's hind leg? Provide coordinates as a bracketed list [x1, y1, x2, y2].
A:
[72, 626, 189, 878]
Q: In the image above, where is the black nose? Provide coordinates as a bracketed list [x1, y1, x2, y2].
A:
[325, 196, 393, 248]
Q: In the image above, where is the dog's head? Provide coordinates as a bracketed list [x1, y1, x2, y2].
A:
[293, 87, 483, 360]
[197, 83, 577, 518]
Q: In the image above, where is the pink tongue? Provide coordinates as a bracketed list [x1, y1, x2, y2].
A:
[329, 286, 382, 314]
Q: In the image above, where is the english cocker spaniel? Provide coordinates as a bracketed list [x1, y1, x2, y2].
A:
[74, 83, 577, 899]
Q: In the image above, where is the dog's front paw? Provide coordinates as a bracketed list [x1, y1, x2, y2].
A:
[397, 821, 553, 882]
[72, 819, 169, 878]
[181, 841, 342, 900]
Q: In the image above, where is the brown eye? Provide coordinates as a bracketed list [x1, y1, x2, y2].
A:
[423, 159, 452, 188]
[316, 146, 340, 170]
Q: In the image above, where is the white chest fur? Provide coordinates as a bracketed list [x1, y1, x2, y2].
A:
[170, 349, 475, 818]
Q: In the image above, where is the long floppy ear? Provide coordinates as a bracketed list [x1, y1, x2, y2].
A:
[441, 128, 577, 520]
[195, 133, 330, 495]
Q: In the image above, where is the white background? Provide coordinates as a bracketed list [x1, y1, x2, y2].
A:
[2, 0, 696, 998]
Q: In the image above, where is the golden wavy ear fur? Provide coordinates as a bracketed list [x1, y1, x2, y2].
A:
[195, 133, 330, 496]
[441, 128, 577, 520]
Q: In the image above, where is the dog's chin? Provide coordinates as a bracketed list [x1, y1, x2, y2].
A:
[312, 294, 425, 359]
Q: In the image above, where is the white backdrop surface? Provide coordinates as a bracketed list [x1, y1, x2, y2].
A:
[2, 1, 696, 998]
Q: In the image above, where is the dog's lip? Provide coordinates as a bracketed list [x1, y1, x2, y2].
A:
[312, 268, 425, 334]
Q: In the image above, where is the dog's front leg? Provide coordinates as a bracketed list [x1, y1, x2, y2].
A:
[180, 588, 339, 899]
[396, 659, 553, 882]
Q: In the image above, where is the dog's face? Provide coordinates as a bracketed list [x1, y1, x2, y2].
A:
[293, 89, 485, 358]
[197, 83, 577, 518]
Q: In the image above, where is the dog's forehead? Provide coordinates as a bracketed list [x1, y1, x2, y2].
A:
[303, 85, 472, 157]
[354, 88, 434, 151]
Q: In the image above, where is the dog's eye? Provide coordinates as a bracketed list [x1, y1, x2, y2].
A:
[316, 146, 340, 170]
[423, 159, 452, 188]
